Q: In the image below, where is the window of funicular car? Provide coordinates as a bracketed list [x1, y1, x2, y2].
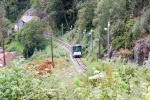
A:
[73, 46, 81, 52]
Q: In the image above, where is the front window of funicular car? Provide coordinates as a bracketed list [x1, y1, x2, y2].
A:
[78, 46, 81, 52]
[73, 46, 81, 52]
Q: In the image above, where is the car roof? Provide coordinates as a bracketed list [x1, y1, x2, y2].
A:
[72, 44, 81, 46]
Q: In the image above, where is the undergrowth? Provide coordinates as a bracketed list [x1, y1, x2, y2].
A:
[0, 56, 150, 99]
[5, 40, 24, 52]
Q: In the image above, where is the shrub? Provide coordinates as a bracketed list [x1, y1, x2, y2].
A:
[5, 41, 24, 52]
[17, 19, 48, 58]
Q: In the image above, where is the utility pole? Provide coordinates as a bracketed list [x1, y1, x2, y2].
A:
[47, 16, 54, 67]
[83, 29, 86, 44]
[91, 29, 93, 53]
[98, 26, 101, 59]
[107, 22, 110, 59]
[78, 28, 80, 43]
[51, 33, 54, 68]
[61, 23, 63, 36]
[89, 29, 93, 53]
[70, 25, 72, 44]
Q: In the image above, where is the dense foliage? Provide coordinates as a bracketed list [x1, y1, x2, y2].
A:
[1, 0, 150, 57]
[30, 0, 76, 34]
[0, 1, 150, 99]
[17, 19, 48, 58]
[0, 57, 150, 99]
[28, 0, 150, 55]
[3, 0, 30, 22]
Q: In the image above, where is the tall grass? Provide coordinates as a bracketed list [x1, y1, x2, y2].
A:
[1, 38, 150, 100]
[5, 40, 24, 52]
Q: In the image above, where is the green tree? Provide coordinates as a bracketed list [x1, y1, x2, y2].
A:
[94, 0, 127, 33]
[31, 0, 77, 34]
[132, 8, 150, 37]
[30, 0, 47, 11]
[75, 1, 95, 31]
[17, 19, 48, 58]
[93, 0, 127, 50]
[3, 0, 30, 22]
[0, 2, 11, 66]
[46, 0, 71, 31]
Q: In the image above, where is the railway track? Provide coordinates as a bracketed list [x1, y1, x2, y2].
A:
[44, 32, 87, 73]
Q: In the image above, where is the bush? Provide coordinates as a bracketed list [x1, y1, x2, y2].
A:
[17, 19, 48, 58]
[5, 41, 24, 52]
[132, 8, 150, 38]
[112, 18, 137, 50]
[0, 59, 56, 99]
[0, 55, 150, 100]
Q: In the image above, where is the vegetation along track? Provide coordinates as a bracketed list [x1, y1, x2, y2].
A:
[44, 32, 87, 73]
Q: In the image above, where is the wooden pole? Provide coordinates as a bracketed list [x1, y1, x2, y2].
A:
[51, 35, 54, 68]
[61, 23, 63, 36]
[98, 26, 101, 59]
[107, 22, 110, 59]
[47, 16, 54, 68]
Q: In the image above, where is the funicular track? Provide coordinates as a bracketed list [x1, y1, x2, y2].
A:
[44, 32, 87, 72]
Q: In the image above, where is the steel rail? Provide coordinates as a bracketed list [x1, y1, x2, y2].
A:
[44, 32, 87, 72]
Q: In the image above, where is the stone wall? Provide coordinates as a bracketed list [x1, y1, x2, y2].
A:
[133, 36, 150, 65]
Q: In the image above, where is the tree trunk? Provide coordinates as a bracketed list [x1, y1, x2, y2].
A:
[64, 12, 69, 29]
[73, 0, 76, 22]
[73, 4, 75, 21]
[61, 1, 69, 29]
[98, 27, 101, 59]
[2, 33, 6, 66]
[27, 48, 28, 59]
